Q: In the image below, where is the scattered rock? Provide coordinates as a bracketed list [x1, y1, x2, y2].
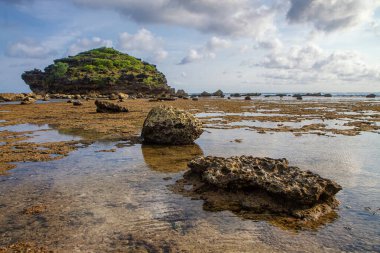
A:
[108, 94, 119, 100]
[200, 91, 212, 97]
[141, 105, 203, 145]
[366, 93, 376, 98]
[95, 100, 129, 113]
[0, 93, 26, 102]
[72, 100, 83, 106]
[118, 93, 129, 100]
[245, 93, 261, 97]
[192, 98, 199, 101]
[244, 96, 251, 100]
[95, 149, 116, 153]
[176, 89, 188, 98]
[67, 99, 73, 103]
[20, 97, 36, 105]
[212, 90, 224, 97]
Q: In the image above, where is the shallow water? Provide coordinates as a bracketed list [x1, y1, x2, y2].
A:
[0, 117, 380, 251]
[0, 123, 82, 143]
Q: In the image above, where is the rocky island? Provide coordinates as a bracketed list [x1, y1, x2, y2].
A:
[22, 47, 174, 96]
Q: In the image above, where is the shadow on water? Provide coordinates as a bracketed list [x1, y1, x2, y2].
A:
[141, 144, 204, 173]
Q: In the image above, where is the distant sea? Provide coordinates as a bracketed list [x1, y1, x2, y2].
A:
[191, 92, 380, 97]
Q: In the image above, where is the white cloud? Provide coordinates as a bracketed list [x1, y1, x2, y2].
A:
[72, 0, 278, 38]
[256, 37, 283, 50]
[6, 40, 57, 59]
[287, 0, 380, 32]
[68, 37, 113, 55]
[179, 36, 230, 64]
[257, 43, 380, 83]
[118, 28, 168, 62]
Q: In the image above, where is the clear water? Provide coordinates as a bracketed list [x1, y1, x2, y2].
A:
[0, 116, 379, 252]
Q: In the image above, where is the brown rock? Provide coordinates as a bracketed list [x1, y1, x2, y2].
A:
[95, 100, 128, 113]
[188, 156, 342, 206]
[141, 105, 203, 145]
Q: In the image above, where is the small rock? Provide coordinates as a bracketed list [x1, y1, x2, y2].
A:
[245, 96, 251, 100]
[73, 100, 83, 106]
[20, 97, 35, 105]
[200, 91, 212, 97]
[95, 100, 129, 113]
[366, 93, 376, 98]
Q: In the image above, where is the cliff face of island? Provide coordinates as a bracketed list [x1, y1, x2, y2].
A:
[22, 47, 173, 95]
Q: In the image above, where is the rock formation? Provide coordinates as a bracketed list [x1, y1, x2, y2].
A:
[212, 90, 224, 97]
[200, 91, 212, 97]
[171, 155, 342, 229]
[141, 105, 203, 145]
[188, 156, 341, 205]
[22, 47, 173, 96]
[366, 93, 376, 98]
[95, 100, 129, 113]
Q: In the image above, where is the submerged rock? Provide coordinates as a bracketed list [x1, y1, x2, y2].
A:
[141, 105, 203, 145]
[95, 100, 128, 113]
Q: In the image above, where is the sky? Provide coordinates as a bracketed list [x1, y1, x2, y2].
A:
[0, 0, 379, 93]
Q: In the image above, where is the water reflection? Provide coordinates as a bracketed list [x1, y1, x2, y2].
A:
[170, 172, 339, 231]
[142, 144, 203, 172]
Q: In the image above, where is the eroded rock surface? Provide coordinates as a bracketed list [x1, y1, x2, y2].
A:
[171, 155, 342, 229]
[95, 100, 128, 113]
[141, 105, 203, 145]
[189, 156, 342, 205]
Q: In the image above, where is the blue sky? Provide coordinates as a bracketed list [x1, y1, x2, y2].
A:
[0, 0, 379, 93]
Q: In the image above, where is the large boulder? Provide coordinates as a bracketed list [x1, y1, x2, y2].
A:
[188, 156, 342, 206]
[95, 100, 128, 113]
[141, 105, 203, 145]
[171, 155, 342, 229]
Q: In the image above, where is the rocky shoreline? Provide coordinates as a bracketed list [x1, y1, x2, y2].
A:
[0, 96, 379, 173]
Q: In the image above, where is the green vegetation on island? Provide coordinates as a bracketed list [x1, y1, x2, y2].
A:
[22, 47, 172, 95]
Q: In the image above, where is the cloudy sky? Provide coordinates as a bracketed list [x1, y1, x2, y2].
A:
[0, 0, 379, 93]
